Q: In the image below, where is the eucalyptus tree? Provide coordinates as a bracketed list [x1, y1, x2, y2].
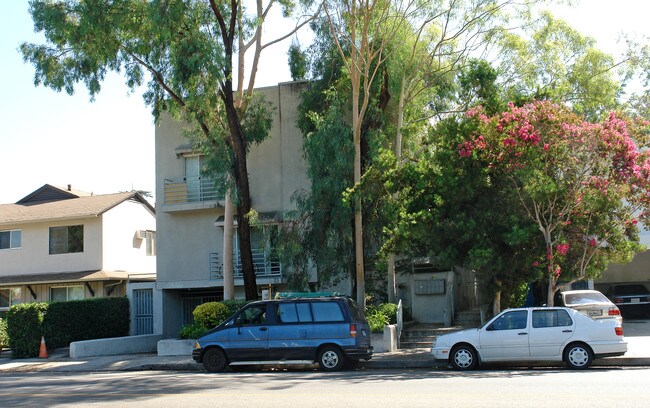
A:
[21, 0, 317, 300]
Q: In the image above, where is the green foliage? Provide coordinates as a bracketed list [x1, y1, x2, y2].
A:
[219, 299, 250, 317]
[6, 303, 47, 358]
[365, 302, 398, 333]
[366, 310, 389, 333]
[179, 322, 208, 339]
[41, 297, 130, 349]
[288, 41, 308, 81]
[193, 302, 231, 328]
[0, 318, 9, 349]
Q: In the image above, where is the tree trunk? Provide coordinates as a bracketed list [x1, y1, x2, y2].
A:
[493, 290, 501, 315]
[222, 191, 235, 300]
[222, 80, 258, 300]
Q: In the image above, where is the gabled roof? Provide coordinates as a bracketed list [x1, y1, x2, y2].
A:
[0, 188, 155, 227]
[16, 184, 92, 205]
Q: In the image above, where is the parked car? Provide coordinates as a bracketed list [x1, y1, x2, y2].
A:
[192, 297, 373, 372]
[554, 290, 621, 323]
[431, 307, 626, 370]
[605, 284, 650, 317]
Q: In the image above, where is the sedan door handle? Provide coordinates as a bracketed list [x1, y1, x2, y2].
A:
[518, 332, 528, 336]
[562, 329, 573, 333]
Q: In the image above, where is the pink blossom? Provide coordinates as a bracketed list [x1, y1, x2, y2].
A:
[588, 238, 598, 247]
[556, 243, 570, 256]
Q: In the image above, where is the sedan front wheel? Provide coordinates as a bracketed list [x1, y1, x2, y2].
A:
[450, 345, 478, 370]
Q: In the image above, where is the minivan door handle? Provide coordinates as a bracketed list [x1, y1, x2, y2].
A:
[518, 332, 527, 336]
[259, 327, 268, 331]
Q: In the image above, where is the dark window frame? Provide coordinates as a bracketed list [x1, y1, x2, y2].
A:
[49, 225, 84, 254]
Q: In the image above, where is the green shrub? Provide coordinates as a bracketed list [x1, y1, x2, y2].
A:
[0, 318, 9, 349]
[193, 302, 231, 328]
[378, 303, 398, 324]
[179, 322, 209, 339]
[6, 303, 47, 358]
[365, 302, 398, 333]
[366, 309, 389, 333]
[41, 297, 130, 349]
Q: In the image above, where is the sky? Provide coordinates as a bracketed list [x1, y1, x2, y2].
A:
[1, 0, 649, 205]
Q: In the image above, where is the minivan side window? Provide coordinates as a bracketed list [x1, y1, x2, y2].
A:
[237, 304, 266, 325]
[277, 302, 314, 323]
[311, 302, 345, 322]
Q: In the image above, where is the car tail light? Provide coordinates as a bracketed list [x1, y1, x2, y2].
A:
[350, 324, 357, 338]
[608, 307, 621, 316]
[615, 327, 624, 336]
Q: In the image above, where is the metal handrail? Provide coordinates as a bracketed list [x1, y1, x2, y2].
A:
[163, 176, 224, 205]
[210, 250, 282, 279]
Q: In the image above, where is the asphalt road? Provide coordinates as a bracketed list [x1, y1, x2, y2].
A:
[1, 367, 648, 408]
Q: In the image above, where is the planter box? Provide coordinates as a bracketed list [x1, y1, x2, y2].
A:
[370, 324, 397, 353]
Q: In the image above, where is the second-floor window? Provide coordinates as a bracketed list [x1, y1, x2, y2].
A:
[0, 229, 21, 250]
[49, 225, 84, 254]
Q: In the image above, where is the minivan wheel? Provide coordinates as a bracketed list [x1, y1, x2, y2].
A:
[318, 346, 344, 371]
[564, 343, 593, 369]
[203, 348, 228, 373]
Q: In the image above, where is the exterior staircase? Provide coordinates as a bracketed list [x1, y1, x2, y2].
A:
[398, 309, 483, 349]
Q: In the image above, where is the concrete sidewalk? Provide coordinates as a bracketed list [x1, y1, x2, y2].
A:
[2, 321, 649, 373]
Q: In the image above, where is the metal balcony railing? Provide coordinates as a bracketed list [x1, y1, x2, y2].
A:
[210, 250, 282, 280]
[163, 176, 224, 206]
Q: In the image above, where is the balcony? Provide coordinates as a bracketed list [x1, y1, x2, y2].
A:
[209, 250, 282, 281]
[163, 176, 224, 211]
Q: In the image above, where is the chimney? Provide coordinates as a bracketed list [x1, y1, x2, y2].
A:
[67, 184, 72, 191]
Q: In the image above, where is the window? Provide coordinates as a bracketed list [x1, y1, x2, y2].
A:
[312, 302, 345, 322]
[50, 286, 84, 302]
[0, 229, 21, 250]
[0, 288, 22, 308]
[236, 304, 267, 325]
[532, 309, 573, 328]
[49, 225, 83, 254]
[277, 302, 313, 323]
[146, 231, 156, 256]
[488, 310, 528, 331]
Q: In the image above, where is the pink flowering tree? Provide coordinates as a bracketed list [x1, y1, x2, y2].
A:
[462, 100, 650, 305]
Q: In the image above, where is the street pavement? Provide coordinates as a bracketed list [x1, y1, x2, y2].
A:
[2, 318, 649, 373]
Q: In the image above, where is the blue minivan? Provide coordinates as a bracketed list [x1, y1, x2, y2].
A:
[192, 297, 373, 372]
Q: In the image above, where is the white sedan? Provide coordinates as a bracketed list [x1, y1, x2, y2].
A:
[431, 307, 627, 370]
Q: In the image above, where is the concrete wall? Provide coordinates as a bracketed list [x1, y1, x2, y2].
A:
[409, 271, 455, 325]
[70, 334, 164, 358]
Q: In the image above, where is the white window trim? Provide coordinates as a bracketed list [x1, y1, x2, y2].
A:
[0, 229, 22, 250]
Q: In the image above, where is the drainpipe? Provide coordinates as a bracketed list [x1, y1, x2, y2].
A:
[105, 280, 124, 296]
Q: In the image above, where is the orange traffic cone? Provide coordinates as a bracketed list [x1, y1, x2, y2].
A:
[38, 336, 48, 359]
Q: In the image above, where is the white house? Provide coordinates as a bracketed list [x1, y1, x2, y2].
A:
[0, 184, 157, 335]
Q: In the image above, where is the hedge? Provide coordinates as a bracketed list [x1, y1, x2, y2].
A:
[6, 297, 130, 358]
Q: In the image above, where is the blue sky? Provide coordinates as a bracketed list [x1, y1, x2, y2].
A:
[0, 0, 648, 204]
